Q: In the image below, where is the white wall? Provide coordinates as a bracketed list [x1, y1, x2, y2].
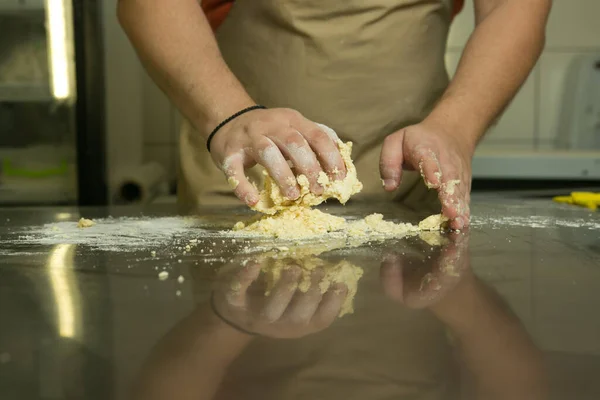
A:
[115, 0, 600, 184]
[447, 0, 600, 151]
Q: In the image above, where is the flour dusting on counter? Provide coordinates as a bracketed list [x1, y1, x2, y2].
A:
[13, 217, 208, 252]
[470, 215, 600, 230]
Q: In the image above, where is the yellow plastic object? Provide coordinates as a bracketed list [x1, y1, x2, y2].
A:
[553, 192, 600, 211]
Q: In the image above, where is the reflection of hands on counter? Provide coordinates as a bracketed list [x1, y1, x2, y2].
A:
[381, 230, 469, 309]
[381, 231, 548, 400]
[132, 253, 357, 400]
[211, 257, 350, 338]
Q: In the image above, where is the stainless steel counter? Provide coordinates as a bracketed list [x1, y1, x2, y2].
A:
[0, 200, 599, 400]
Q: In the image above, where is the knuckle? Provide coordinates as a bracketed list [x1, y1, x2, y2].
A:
[252, 135, 275, 152]
[383, 134, 396, 147]
[281, 108, 302, 121]
[283, 130, 308, 148]
[305, 128, 330, 147]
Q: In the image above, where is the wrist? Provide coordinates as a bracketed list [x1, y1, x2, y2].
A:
[424, 100, 486, 155]
[199, 94, 257, 137]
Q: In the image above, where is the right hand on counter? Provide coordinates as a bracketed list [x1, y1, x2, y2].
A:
[211, 259, 348, 338]
[209, 108, 347, 206]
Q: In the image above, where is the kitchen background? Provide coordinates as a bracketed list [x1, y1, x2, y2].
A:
[0, 0, 599, 206]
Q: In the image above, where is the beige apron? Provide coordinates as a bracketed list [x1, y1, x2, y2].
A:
[182, 2, 457, 396]
[179, 0, 452, 214]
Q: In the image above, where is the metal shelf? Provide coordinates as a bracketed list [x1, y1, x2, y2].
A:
[0, 83, 52, 102]
[472, 150, 600, 180]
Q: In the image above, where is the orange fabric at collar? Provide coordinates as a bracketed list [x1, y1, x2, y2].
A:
[202, 0, 466, 31]
[201, 0, 234, 31]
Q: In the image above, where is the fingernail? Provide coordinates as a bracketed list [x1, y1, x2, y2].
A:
[287, 188, 300, 199]
[454, 217, 465, 230]
[384, 179, 396, 189]
[245, 195, 258, 205]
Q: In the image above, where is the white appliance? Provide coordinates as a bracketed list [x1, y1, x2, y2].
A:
[558, 53, 600, 150]
[472, 54, 600, 180]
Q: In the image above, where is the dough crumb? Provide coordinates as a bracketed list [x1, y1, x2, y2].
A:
[418, 214, 449, 231]
[443, 179, 461, 195]
[177, 275, 185, 284]
[77, 218, 95, 228]
[227, 176, 240, 189]
[158, 271, 169, 281]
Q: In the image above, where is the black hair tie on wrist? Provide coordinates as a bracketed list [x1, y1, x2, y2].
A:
[210, 292, 258, 336]
[206, 105, 267, 152]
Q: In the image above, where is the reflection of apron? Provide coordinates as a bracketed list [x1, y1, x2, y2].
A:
[178, 0, 453, 213]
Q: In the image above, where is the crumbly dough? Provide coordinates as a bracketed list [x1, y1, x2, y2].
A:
[259, 255, 363, 317]
[233, 126, 449, 240]
[234, 207, 346, 239]
[418, 214, 449, 231]
[77, 218, 95, 228]
[251, 140, 363, 215]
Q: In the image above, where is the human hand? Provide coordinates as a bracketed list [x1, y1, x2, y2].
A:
[211, 258, 348, 339]
[380, 120, 474, 230]
[209, 108, 347, 206]
[380, 231, 470, 309]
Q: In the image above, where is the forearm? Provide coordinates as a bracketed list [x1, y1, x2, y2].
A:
[132, 305, 253, 400]
[117, 0, 254, 136]
[431, 278, 546, 400]
[427, 0, 551, 152]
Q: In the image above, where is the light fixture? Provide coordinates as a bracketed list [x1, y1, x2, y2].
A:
[44, 0, 75, 100]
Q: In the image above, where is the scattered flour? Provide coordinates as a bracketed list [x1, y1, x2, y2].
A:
[13, 217, 206, 252]
[470, 215, 600, 231]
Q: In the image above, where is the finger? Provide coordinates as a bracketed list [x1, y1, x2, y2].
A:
[457, 176, 472, 229]
[269, 128, 325, 195]
[316, 122, 340, 143]
[223, 261, 262, 308]
[295, 120, 346, 180]
[437, 172, 466, 230]
[249, 136, 301, 200]
[285, 269, 325, 324]
[379, 253, 404, 303]
[311, 283, 348, 328]
[380, 132, 405, 191]
[260, 266, 301, 323]
[221, 152, 261, 206]
[407, 146, 442, 190]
